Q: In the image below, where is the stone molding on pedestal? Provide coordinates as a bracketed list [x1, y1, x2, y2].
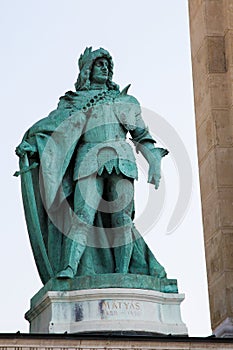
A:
[25, 287, 188, 335]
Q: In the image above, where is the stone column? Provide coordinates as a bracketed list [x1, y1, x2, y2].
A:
[188, 0, 233, 337]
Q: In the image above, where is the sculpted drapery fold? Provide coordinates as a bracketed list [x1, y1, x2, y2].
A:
[15, 47, 170, 287]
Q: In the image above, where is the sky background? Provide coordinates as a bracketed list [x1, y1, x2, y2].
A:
[1, 0, 212, 336]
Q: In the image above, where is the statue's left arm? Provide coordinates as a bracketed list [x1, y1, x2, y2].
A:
[126, 96, 168, 189]
[131, 130, 168, 189]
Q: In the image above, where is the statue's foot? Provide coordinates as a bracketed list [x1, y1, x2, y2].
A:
[56, 266, 74, 279]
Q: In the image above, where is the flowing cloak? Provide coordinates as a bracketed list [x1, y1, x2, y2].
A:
[18, 90, 167, 285]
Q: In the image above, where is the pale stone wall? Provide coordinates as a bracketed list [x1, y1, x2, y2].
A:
[188, 0, 233, 334]
[0, 336, 233, 350]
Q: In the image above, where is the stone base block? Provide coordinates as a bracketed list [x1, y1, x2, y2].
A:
[214, 317, 233, 338]
[25, 288, 188, 335]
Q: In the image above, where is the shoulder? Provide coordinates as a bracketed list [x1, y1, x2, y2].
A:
[115, 92, 141, 112]
[59, 90, 92, 109]
[26, 91, 76, 136]
[123, 94, 140, 105]
[22, 90, 89, 139]
[115, 85, 140, 106]
[58, 90, 78, 107]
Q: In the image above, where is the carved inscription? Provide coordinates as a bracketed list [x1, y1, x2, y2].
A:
[99, 300, 142, 317]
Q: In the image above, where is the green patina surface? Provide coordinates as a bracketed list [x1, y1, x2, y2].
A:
[30, 274, 178, 308]
[15, 47, 176, 293]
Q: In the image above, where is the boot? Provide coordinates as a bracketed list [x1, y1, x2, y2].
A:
[57, 234, 86, 279]
[114, 242, 133, 273]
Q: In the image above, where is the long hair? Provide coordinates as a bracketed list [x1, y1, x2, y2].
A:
[74, 47, 119, 92]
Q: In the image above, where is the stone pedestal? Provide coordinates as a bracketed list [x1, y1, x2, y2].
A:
[25, 288, 188, 335]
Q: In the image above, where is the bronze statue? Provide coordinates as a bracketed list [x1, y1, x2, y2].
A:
[15, 47, 170, 288]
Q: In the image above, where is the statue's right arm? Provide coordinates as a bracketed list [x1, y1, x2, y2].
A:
[15, 91, 78, 159]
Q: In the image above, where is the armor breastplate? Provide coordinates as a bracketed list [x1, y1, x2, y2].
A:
[73, 97, 138, 180]
[82, 104, 126, 143]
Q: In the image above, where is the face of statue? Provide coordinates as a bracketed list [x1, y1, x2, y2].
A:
[91, 58, 109, 85]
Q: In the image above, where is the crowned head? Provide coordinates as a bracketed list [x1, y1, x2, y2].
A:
[75, 47, 119, 91]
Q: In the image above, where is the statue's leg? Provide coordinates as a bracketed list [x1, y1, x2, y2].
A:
[106, 172, 134, 273]
[57, 174, 104, 278]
